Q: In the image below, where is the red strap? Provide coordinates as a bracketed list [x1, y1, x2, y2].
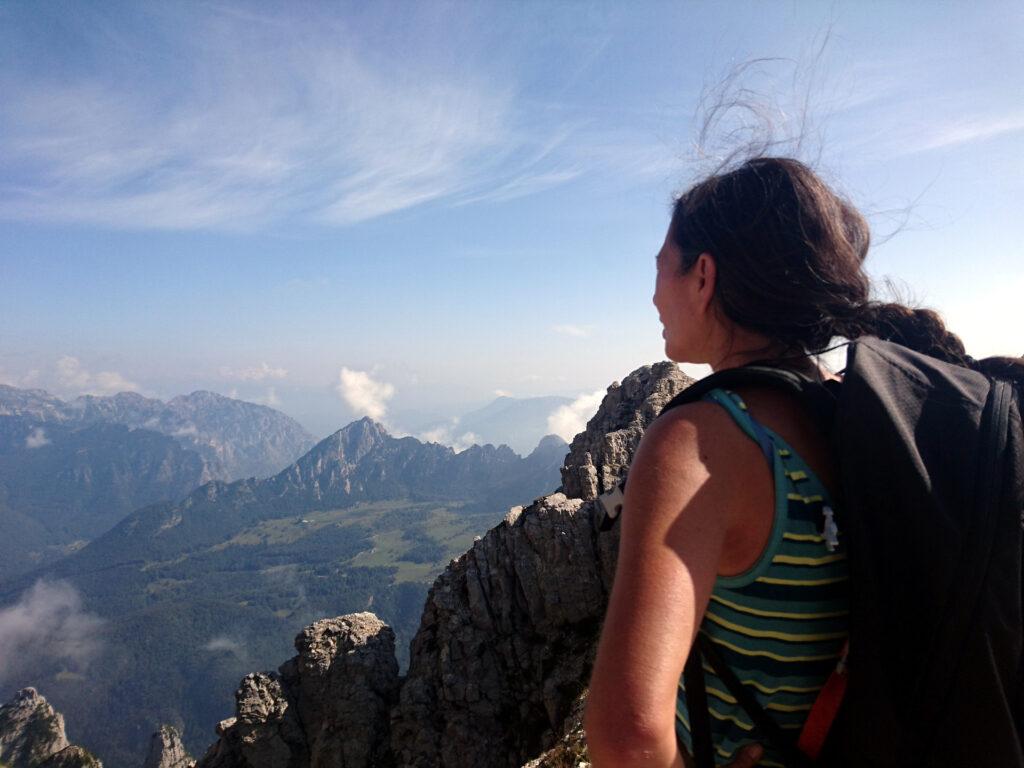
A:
[797, 641, 849, 761]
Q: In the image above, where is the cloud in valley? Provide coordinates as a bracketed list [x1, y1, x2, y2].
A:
[547, 389, 605, 442]
[203, 636, 247, 656]
[56, 356, 139, 396]
[336, 368, 394, 422]
[25, 427, 51, 448]
[0, 580, 105, 684]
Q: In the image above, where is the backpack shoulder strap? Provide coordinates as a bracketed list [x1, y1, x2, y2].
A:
[660, 365, 838, 427]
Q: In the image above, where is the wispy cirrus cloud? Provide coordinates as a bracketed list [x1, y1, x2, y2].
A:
[905, 112, 1024, 155]
[0, 4, 596, 231]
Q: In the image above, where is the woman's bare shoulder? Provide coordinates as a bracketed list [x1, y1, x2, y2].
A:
[636, 399, 755, 468]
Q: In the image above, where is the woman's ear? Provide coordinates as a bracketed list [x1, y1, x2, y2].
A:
[694, 252, 717, 314]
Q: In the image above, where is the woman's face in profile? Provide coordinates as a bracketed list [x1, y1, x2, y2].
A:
[653, 230, 704, 363]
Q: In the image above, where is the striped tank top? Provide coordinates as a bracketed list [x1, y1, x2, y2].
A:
[675, 389, 849, 768]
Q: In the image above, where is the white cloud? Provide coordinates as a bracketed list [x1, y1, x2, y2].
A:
[219, 362, 288, 381]
[0, 580, 105, 684]
[452, 432, 480, 453]
[419, 425, 454, 445]
[251, 387, 281, 407]
[336, 368, 394, 422]
[203, 636, 246, 655]
[25, 427, 50, 448]
[56, 356, 138, 396]
[494, 389, 513, 398]
[417, 418, 479, 453]
[0, 368, 41, 389]
[547, 389, 605, 442]
[552, 324, 594, 338]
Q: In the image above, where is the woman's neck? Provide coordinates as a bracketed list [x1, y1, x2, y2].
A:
[709, 337, 832, 381]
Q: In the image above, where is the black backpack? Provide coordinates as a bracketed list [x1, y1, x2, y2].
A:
[619, 337, 1024, 767]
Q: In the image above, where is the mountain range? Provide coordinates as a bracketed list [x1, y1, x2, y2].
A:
[412, 395, 574, 456]
[0, 416, 568, 768]
[0, 385, 317, 580]
[0, 386, 317, 481]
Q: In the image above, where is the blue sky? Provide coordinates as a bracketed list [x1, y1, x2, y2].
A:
[1, 1, 1022, 440]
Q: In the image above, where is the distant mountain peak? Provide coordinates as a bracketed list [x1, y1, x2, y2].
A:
[534, 434, 568, 451]
[295, 417, 391, 473]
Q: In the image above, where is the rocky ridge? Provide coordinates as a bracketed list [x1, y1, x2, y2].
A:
[0, 689, 100, 768]
[187, 362, 693, 768]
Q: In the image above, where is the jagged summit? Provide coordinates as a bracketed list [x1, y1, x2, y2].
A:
[286, 416, 388, 464]
[142, 726, 193, 768]
[0, 688, 100, 768]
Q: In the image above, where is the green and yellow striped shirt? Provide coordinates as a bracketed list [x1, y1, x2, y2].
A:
[676, 389, 849, 768]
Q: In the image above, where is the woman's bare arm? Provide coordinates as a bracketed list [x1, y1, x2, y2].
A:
[584, 402, 745, 767]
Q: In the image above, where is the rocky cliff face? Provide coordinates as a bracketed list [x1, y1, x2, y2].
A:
[189, 362, 693, 768]
[0, 689, 101, 768]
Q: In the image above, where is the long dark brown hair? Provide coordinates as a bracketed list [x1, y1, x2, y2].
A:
[669, 157, 1023, 384]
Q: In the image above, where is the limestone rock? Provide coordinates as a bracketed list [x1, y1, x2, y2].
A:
[0, 688, 100, 768]
[38, 746, 102, 768]
[390, 493, 605, 767]
[519, 692, 589, 768]
[560, 361, 693, 501]
[196, 613, 399, 768]
[143, 727, 194, 768]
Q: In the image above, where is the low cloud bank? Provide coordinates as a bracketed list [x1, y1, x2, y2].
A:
[0, 580, 105, 684]
[25, 427, 51, 448]
[419, 419, 480, 453]
[546, 389, 605, 442]
[56, 356, 138, 397]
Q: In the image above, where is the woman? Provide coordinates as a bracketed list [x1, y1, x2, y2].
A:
[582, 157, 992, 767]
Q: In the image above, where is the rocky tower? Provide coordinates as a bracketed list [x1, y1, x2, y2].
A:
[186, 362, 693, 768]
[0, 689, 101, 768]
[142, 727, 193, 768]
